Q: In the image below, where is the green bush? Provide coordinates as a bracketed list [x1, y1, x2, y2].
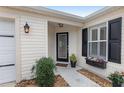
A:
[32, 57, 56, 87]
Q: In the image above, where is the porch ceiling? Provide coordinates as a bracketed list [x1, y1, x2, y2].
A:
[48, 21, 81, 29]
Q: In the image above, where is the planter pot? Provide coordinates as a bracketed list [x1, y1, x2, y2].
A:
[85, 59, 107, 69]
[112, 83, 122, 87]
[70, 61, 76, 68]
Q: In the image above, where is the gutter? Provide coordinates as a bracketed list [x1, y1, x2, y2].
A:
[6, 6, 123, 24]
[84, 6, 122, 22]
[7, 6, 84, 23]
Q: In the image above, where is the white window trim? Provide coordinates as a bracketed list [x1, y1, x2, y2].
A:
[87, 22, 108, 61]
[106, 22, 108, 61]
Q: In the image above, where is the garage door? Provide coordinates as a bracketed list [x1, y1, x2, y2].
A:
[0, 19, 16, 84]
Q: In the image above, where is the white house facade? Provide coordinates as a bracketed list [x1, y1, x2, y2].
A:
[0, 6, 124, 84]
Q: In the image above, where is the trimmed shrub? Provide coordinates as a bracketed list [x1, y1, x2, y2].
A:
[32, 57, 56, 87]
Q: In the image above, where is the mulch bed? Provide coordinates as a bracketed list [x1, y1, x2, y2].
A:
[15, 75, 69, 87]
[77, 69, 112, 87]
[56, 63, 68, 67]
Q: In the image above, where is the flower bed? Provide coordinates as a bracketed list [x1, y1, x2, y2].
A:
[77, 69, 112, 87]
[16, 75, 69, 87]
[85, 57, 107, 69]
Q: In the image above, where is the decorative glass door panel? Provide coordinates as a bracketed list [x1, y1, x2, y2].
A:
[56, 32, 68, 62]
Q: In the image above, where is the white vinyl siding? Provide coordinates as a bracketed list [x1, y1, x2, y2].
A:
[20, 16, 48, 80]
[0, 7, 83, 82]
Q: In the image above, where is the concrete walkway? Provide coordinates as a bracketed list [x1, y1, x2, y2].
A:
[55, 66, 100, 87]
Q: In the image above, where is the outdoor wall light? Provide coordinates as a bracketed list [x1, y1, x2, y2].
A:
[24, 22, 30, 33]
[58, 23, 64, 27]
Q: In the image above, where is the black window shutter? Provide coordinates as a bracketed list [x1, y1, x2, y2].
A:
[108, 17, 122, 64]
[82, 28, 88, 57]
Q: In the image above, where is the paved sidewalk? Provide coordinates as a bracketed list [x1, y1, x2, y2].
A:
[55, 66, 100, 87]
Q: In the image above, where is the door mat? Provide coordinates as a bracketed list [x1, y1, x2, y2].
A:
[77, 69, 112, 87]
[56, 63, 68, 67]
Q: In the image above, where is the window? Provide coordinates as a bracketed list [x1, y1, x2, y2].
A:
[88, 23, 107, 60]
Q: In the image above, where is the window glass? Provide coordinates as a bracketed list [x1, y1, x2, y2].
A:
[89, 42, 98, 57]
[100, 42, 106, 58]
[100, 27, 106, 40]
[92, 29, 98, 41]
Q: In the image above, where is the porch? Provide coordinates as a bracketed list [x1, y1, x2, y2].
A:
[48, 21, 81, 64]
[47, 21, 112, 87]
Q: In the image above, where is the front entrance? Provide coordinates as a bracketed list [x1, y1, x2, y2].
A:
[56, 32, 69, 62]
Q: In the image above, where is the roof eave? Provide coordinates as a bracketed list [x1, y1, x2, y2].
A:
[84, 6, 122, 22]
[7, 6, 84, 23]
[6, 6, 123, 25]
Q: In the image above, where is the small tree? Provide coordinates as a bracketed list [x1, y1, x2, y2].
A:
[32, 57, 56, 87]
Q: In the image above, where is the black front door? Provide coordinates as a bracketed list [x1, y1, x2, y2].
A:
[56, 32, 69, 62]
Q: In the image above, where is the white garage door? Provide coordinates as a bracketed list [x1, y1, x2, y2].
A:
[0, 19, 16, 84]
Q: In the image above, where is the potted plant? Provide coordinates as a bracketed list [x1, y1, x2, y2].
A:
[108, 71, 124, 87]
[70, 54, 77, 68]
